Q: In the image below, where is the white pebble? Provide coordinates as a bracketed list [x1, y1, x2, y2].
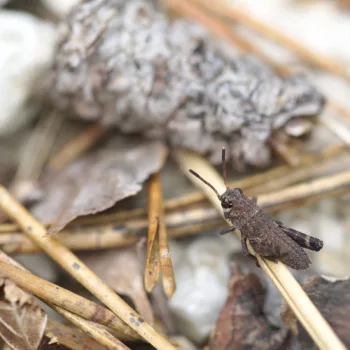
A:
[169, 236, 240, 343]
[0, 11, 57, 136]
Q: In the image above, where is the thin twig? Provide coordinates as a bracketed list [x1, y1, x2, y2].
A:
[192, 0, 350, 80]
[46, 124, 105, 172]
[174, 149, 346, 350]
[0, 186, 176, 350]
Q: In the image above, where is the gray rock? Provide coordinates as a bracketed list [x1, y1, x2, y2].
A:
[50, 0, 325, 169]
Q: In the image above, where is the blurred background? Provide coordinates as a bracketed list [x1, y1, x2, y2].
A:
[0, 0, 350, 349]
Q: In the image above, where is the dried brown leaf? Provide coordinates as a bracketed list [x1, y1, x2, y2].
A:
[281, 276, 350, 349]
[0, 278, 47, 350]
[206, 265, 290, 350]
[81, 247, 154, 324]
[32, 137, 167, 235]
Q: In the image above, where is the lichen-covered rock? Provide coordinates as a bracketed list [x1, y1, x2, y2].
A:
[50, 0, 325, 169]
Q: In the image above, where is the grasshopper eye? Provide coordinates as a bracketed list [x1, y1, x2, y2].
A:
[235, 188, 242, 194]
[221, 198, 233, 209]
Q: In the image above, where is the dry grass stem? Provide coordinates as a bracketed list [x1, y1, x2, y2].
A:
[0, 228, 135, 253]
[259, 170, 350, 211]
[0, 252, 139, 341]
[158, 198, 176, 297]
[73, 208, 145, 227]
[159, 216, 176, 296]
[0, 215, 224, 254]
[47, 124, 105, 172]
[0, 186, 176, 350]
[145, 172, 162, 292]
[50, 305, 130, 350]
[269, 170, 350, 203]
[145, 172, 176, 296]
[174, 149, 346, 350]
[192, 0, 350, 80]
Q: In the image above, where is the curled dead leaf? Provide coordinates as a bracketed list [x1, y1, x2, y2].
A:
[206, 265, 290, 350]
[80, 247, 154, 324]
[32, 136, 167, 235]
[281, 276, 350, 349]
[0, 278, 47, 350]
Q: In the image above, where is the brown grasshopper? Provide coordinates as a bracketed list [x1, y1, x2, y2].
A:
[189, 148, 323, 270]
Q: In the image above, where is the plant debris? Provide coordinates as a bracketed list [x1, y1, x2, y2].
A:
[0, 278, 47, 350]
[32, 136, 167, 235]
[81, 247, 154, 324]
[282, 276, 350, 348]
[206, 265, 290, 350]
[49, 0, 324, 169]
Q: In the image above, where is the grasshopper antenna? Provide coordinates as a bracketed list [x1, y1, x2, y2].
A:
[189, 169, 221, 198]
[222, 147, 228, 188]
